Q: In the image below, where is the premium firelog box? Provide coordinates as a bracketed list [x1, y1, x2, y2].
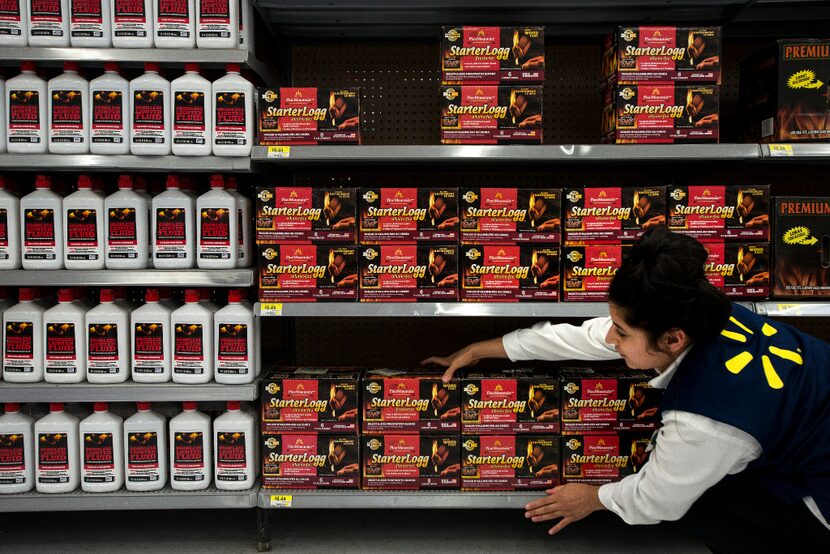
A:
[564, 186, 666, 242]
[258, 243, 358, 302]
[703, 241, 770, 298]
[361, 369, 461, 434]
[667, 185, 771, 241]
[255, 187, 357, 243]
[560, 368, 661, 434]
[257, 87, 361, 145]
[774, 197, 830, 297]
[441, 86, 543, 145]
[362, 434, 461, 490]
[262, 433, 360, 489]
[460, 244, 560, 302]
[740, 40, 830, 142]
[359, 188, 458, 243]
[461, 369, 560, 434]
[441, 26, 545, 84]
[261, 368, 360, 433]
[562, 244, 630, 302]
[603, 26, 722, 84]
[461, 434, 560, 491]
[459, 188, 562, 243]
[602, 83, 720, 143]
[359, 244, 459, 302]
[562, 433, 654, 485]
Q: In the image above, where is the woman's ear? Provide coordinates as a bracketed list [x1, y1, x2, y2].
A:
[660, 328, 690, 354]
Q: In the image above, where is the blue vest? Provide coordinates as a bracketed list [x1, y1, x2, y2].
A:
[662, 303, 830, 521]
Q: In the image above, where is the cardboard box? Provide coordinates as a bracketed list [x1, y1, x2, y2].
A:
[262, 433, 360, 489]
[257, 87, 361, 145]
[261, 368, 360, 433]
[461, 369, 560, 433]
[562, 244, 630, 302]
[362, 434, 460, 490]
[258, 243, 358, 302]
[603, 26, 722, 84]
[564, 186, 666, 243]
[461, 434, 559, 491]
[704, 242, 770, 298]
[362, 369, 461, 434]
[359, 244, 459, 302]
[359, 188, 458, 243]
[668, 185, 771, 241]
[560, 368, 661, 434]
[441, 86, 543, 145]
[562, 433, 653, 485]
[774, 197, 830, 297]
[459, 188, 561, 244]
[255, 187, 357, 244]
[460, 244, 559, 302]
[441, 26, 545, 85]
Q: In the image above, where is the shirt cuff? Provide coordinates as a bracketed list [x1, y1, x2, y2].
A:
[501, 330, 523, 362]
[598, 482, 619, 514]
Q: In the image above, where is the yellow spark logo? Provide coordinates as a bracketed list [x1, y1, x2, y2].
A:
[721, 317, 802, 390]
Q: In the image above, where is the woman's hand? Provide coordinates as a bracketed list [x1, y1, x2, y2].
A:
[421, 337, 508, 383]
[524, 484, 605, 535]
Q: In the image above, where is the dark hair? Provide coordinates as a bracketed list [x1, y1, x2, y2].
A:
[608, 228, 731, 347]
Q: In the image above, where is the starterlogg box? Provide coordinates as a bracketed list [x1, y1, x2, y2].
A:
[461, 369, 560, 433]
[359, 244, 459, 302]
[562, 244, 629, 302]
[258, 243, 358, 302]
[362, 369, 460, 434]
[362, 434, 460, 490]
[441, 26, 545, 84]
[459, 188, 561, 243]
[461, 434, 559, 491]
[261, 368, 359, 433]
[560, 368, 661, 434]
[602, 84, 719, 143]
[603, 26, 721, 84]
[359, 188, 458, 243]
[562, 434, 653, 485]
[564, 187, 666, 242]
[740, 40, 830, 142]
[255, 187, 357, 244]
[257, 87, 361, 145]
[460, 244, 559, 302]
[773, 197, 830, 297]
[704, 242, 770, 298]
[441, 86, 543, 145]
[667, 185, 771, 241]
[262, 433, 360, 489]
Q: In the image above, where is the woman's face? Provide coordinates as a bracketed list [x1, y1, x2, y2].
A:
[606, 303, 677, 372]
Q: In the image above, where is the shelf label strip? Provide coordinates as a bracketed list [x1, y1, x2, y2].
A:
[270, 494, 293, 508]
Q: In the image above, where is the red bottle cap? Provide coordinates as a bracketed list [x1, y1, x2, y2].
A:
[145, 288, 160, 302]
[104, 62, 120, 73]
[18, 288, 34, 301]
[144, 62, 161, 73]
[210, 174, 224, 189]
[100, 288, 115, 302]
[137, 402, 152, 411]
[35, 175, 51, 189]
[183, 401, 198, 411]
[94, 402, 108, 412]
[184, 289, 200, 303]
[5, 403, 20, 413]
[166, 175, 180, 189]
[57, 288, 75, 302]
[21, 61, 36, 72]
[226, 63, 241, 73]
[77, 175, 92, 189]
[227, 401, 241, 411]
[184, 63, 200, 73]
[118, 175, 133, 189]
[64, 61, 80, 72]
[228, 289, 242, 303]
[50, 403, 64, 412]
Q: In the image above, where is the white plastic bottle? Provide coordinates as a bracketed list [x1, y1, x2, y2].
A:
[211, 64, 252, 157]
[196, 0, 236, 48]
[20, 175, 63, 269]
[28, 0, 70, 46]
[169, 401, 211, 490]
[110, 0, 153, 47]
[105, 175, 148, 268]
[154, 0, 194, 48]
[197, 174, 237, 268]
[43, 288, 87, 383]
[171, 289, 213, 384]
[213, 401, 254, 490]
[63, 175, 104, 269]
[124, 402, 167, 490]
[0, 403, 35, 493]
[0, 176, 21, 269]
[2, 288, 45, 382]
[79, 402, 123, 492]
[90, 62, 130, 155]
[171, 64, 211, 157]
[70, 0, 111, 46]
[6, 62, 47, 154]
[131, 288, 171, 382]
[130, 63, 170, 156]
[0, 0, 28, 45]
[214, 289, 254, 384]
[225, 176, 249, 268]
[238, 0, 252, 51]
[35, 403, 80, 493]
[0, 77, 6, 152]
[47, 61, 89, 154]
[151, 175, 194, 268]
[86, 288, 129, 383]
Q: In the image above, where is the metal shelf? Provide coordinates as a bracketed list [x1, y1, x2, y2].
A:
[761, 144, 830, 161]
[0, 154, 252, 173]
[255, 302, 610, 318]
[0, 381, 260, 402]
[754, 302, 830, 317]
[258, 489, 541, 509]
[0, 269, 254, 287]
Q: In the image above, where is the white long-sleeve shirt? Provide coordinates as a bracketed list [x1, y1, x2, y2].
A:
[502, 317, 830, 530]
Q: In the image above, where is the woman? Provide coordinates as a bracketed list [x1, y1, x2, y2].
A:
[423, 229, 829, 553]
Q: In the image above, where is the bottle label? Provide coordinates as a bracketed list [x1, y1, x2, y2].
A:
[133, 89, 165, 140]
[107, 206, 138, 257]
[199, 207, 231, 259]
[154, 207, 187, 258]
[30, 0, 65, 36]
[127, 431, 160, 481]
[24, 208, 55, 246]
[174, 323, 204, 372]
[88, 322, 121, 374]
[214, 91, 247, 145]
[0, 0, 24, 37]
[156, 0, 190, 38]
[0, 207, 8, 251]
[216, 430, 247, 480]
[133, 321, 164, 373]
[113, 0, 148, 36]
[83, 432, 115, 482]
[66, 208, 100, 260]
[50, 90, 85, 142]
[8, 89, 42, 141]
[70, 0, 104, 38]
[198, 0, 230, 39]
[217, 322, 249, 375]
[45, 321, 78, 373]
[37, 432, 70, 483]
[0, 433, 26, 485]
[173, 431, 205, 481]
[92, 90, 125, 141]
[4, 320, 35, 372]
[173, 90, 206, 145]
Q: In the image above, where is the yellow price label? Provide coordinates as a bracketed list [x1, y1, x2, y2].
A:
[267, 146, 291, 159]
[768, 144, 794, 157]
[776, 304, 802, 316]
[270, 495, 293, 508]
[260, 303, 283, 316]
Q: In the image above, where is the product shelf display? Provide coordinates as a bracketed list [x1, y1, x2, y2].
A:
[0, 154, 253, 172]
[0, 381, 261, 402]
[255, 301, 611, 318]
[257, 489, 541, 509]
[0, 269, 254, 286]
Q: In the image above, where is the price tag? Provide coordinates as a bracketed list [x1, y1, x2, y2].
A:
[270, 495, 293, 508]
[768, 144, 794, 157]
[260, 303, 283, 317]
[776, 303, 802, 316]
[267, 146, 291, 159]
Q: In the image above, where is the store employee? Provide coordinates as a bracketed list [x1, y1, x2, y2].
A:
[424, 229, 830, 553]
